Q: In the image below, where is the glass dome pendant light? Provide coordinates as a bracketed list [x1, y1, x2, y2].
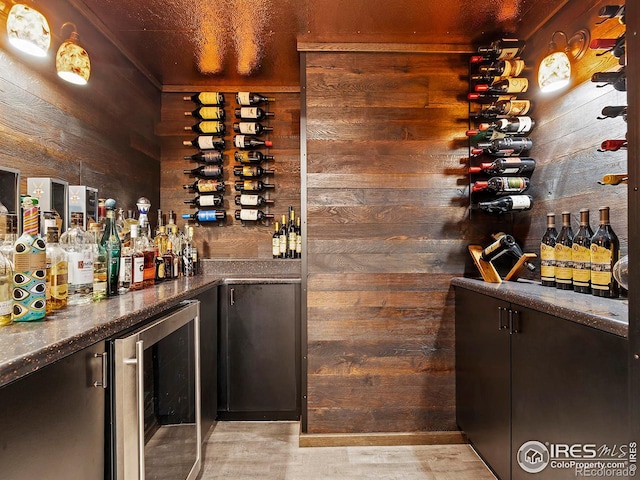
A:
[55, 22, 90, 85]
[6, 3, 51, 57]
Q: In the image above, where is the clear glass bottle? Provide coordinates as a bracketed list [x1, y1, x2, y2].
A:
[154, 225, 169, 282]
[136, 197, 155, 287]
[45, 226, 68, 314]
[0, 249, 12, 326]
[182, 225, 195, 277]
[129, 225, 145, 291]
[60, 212, 94, 305]
[100, 199, 121, 296]
[89, 222, 107, 302]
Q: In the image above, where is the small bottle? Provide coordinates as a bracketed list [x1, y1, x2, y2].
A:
[60, 212, 94, 306]
[184, 92, 225, 105]
[591, 68, 626, 92]
[234, 151, 274, 164]
[233, 166, 275, 178]
[554, 212, 574, 290]
[183, 179, 226, 193]
[468, 157, 536, 176]
[234, 194, 274, 208]
[185, 106, 225, 120]
[236, 92, 275, 106]
[295, 217, 302, 259]
[184, 121, 225, 135]
[129, 225, 145, 291]
[590, 206, 619, 298]
[540, 213, 557, 287]
[233, 135, 273, 149]
[183, 165, 224, 178]
[272, 222, 281, 258]
[184, 150, 224, 164]
[471, 137, 533, 157]
[0, 248, 11, 326]
[471, 177, 530, 193]
[182, 210, 227, 223]
[234, 180, 276, 193]
[472, 39, 526, 62]
[572, 209, 594, 294]
[234, 107, 275, 120]
[184, 194, 224, 208]
[183, 135, 225, 150]
[477, 195, 533, 214]
[45, 226, 68, 313]
[597, 106, 627, 121]
[89, 222, 107, 301]
[234, 209, 275, 222]
[233, 122, 274, 135]
[474, 77, 528, 94]
[287, 208, 297, 259]
[279, 215, 287, 259]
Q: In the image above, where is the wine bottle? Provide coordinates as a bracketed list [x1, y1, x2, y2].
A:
[467, 92, 515, 104]
[471, 137, 533, 157]
[471, 99, 531, 118]
[234, 180, 276, 193]
[234, 151, 274, 164]
[234, 135, 273, 149]
[279, 214, 287, 259]
[597, 106, 627, 121]
[477, 195, 533, 214]
[469, 157, 536, 176]
[183, 179, 225, 193]
[590, 206, 619, 298]
[181, 210, 226, 223]
[233, 122, 274, 135]
[471, 176, 530, 193]
[236, 92, 275, 106]
[44, 226, 68, 313]
[466, 129, 508, 143]
[272, 221, 281, 258]
[476, 116, 534, 134]
[572, 209, 594, 294]
[590, 34, 625, 59]
[183, 135, 225, 150]
[474, 77, 528, 94]
[472, 38, 526, 62]
[287, 208, 297, 259]
[234, 194, 274, 207]
[480, 234, 518, 262]
[591, 68, 626, 91]
[184, 92, 225, 105]
[469, 74, 503, 85]
[295, 217, 302, 259]
[540, 213, 557, 287]
[234, 107, 275, 120]
[598, 139, 627, 152]
[184, 150, 224, 164]
[184, 194, 224, 207]
[234, 209, 274, 222]
[598, 5, 625, 24]
[554, 211, 574, 290]
[184, 121, 225, 135]
[599, 173, 628, 185]
[100, 199, 121, 296]
[183, 165, 223, 178]
[476, 58, 525, 77]
[185, 106, 225, 120]
[233, 166, 275, 178]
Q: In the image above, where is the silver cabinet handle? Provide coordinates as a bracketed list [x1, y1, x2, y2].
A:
[509, 309, 521, 334]
[124, 340, 145, 479]
[230, 287, 235, 306]
[93, 352, 108, 389]
[497, 306, 508, 330]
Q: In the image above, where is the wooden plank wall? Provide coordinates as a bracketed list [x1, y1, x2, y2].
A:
[303, 49, 488, 433]
[158, 91, 301, 259]
[0, 1, 161, 214]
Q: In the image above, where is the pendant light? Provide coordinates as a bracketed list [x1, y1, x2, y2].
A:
[6, 4, 51, 57]
[55, 22, 90, 85]
[538, 29, 590, 93]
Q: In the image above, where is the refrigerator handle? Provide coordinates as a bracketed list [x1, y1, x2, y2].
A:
[230, 287, 235, 306]
[124, 340, 145, 479]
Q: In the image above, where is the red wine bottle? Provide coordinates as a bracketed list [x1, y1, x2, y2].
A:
[476, 59, 525, 77]
[183, 136, 225, 151]
[236, 92, 275, 106]
[233, 122, 274, 135]
[181, 210, 226, 223]
[597, 106, 627, 121]
[183, 180, 225, 193]
[184, 194, 224, 207]
[233, 166, 275, 178]
[234, 194, 274, 208]
[234, 180, 275, 193]
[234, 209, 274, 221]
[233, 135, 273, 149]
[590, 34, 625, 59]
[467, 92, 515, 104]
[184, 92, 225, 106]
[471, 176, 530, 193]
[184, 121, 225, 135]
[184, 150, 224, 164]
[185, 106, 225, 120]
[598, 139, 627, 152]
[590, 206, 619, 298]
[591, 68, 626, 91]
[572, 209, 594, 294]
[183, 165, 223, 178]
[477, 195, 533, 214]
[554, 211, 574, 290]
[469, 157, 536, 176]
[477, 116, 535, 134]
[471, 137, 533, 157]
[234, 107, 275, 120]
[471, 38, 526, 62]
[471, 99, 531, 119]
[234, 151, 274, 164]
[540, 213, 557, 287]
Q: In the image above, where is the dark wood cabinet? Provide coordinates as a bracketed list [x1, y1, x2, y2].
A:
[456, 287, 629, 480]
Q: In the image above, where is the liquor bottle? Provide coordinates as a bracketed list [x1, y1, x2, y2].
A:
[183, 165, 224, 178]
[295, 217, 302, 259]
[476, 116, 535, 134]
[234, 194, 274, 208]
[184, 121, 225, 135]
[128, 225, 145, 291]
[590, 34, 625, 59]
[163, 240, 180, 280]
[472, 39, 526, 62]
[234, 180, 276, 193]
[184, 194, 224, 208]
[477, 195, 533, 214]
[234, 107, 275, 121]
[471, 137, 533, 157]
[540, 213, 557, 287]
[44, 226, 68, 314]
[467, 92, 515, 104]
[181, 210, 227, 223]
[184, 150, 224, 164]
[598, 139, 627, 152]
[88, 222, 107, 301]
[154, 225, 169, 283]
[272, 222, 281, 258]
[599, 173, 628, 185]
[135, 198, 155, 288]
[100, 199, 121, 296]
[118, 240, 132, 295]
[471, 99, 531, 118]
[572, 209, 594, 294]
[471, 176, 530, 193]
[183, 135, 225, 151]
[182, 225, 195, 277]
[598, 5, 625, 24]
[279, 215, 287, 259]
[236, 92, 275, 106]
[0, 248, 11, 326]
[474, 77, 528, 94]
[233, 166, 275, 178]
[185, 106, 225, 120]
[476, 58, 525, 77]
[469, 157, 536, 176]
[554, 212, 574, 290]
[590, 206, 619, 298]
[233, 122, 274, 135]
[287, 208, 297, 259]
[234, 209, 274, 222]
[597, 106, 627, 121]
[60, 212, 94, 306]
[233, 135, 273, 149]
[183, 179, 225, 193]
[12, 197, 46, 321]
[184, 92, 225, 105]
[591, 68, 626, 91]
[234, 151, 275, 164]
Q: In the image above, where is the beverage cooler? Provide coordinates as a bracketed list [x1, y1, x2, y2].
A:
[108, 300, 201, 480]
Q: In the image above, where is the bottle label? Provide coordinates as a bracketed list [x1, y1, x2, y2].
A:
[510, 195, 531, 210]
[14, 250, 46, 272]
[288, 232, 296, 251]
[572, 244, 591, 287]
[234, 135, 247, 148]
[243, 181, 257, 191]
[198, 121, 224, 134]
[49, 262, 68, 300]
[198, 195, 218, 207]
[132, 256, 144, 283]
[240, 194, 259, 206]
[540, 243, 555, 283]
[505, 100, 530, 116]
[272, 238, 280, 257]
[237, 92, 251, 105]
[504, 77, 528, 93]
[238, 122, 257, 134]
[240, 210, 259, 221]
[503, 59, 525, 77]
[197, 210, 222, 222]
[197, 180, 222, 193]
[197, 92, 222, 105]
[0, 299, 10, 316]
[554, 244, 573, 285]
[119, 256, 132, 284]
[200, 107, 223, 119]
[501, 177, 526, 192]
[279, 234, 287, 254]
[197, 136, 216, 149]
[67, 250, 94, 286]
[590, 245, 613, 290]
[497, 47, 521, 60]
[296, 235, 302, 255]
[240, 107, 258, 119]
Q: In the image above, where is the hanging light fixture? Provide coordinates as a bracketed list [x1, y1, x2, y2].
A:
[55, 22, 90, 85]
[538, 29, 590, 93]
[6, 4, 51, 57]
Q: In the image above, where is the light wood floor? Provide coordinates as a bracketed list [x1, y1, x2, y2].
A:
[197, 422, 496, 480]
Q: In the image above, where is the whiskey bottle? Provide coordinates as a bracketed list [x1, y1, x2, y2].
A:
[236, 92, 275, 105]
[477, 195, 533, 214]
[469, 157, 536, 176]
[590, 206, 619, 298]
[89, 222, 107, 301]
[554, 211, 574, 290]
[572, 209, 594, 294]
[234, 107, 275, 120]
[233, 135, 273, 149]
[234, 151, 275, 164]
[540, 213, 557, 287]
[234, 209, 274, 222]
[185, 106, 225, 120]
[128, 225, 145, 291]
[184, 150, 224, 164]
[233, 166, 275, 178]
[183, 135, 225, 151]
[184, 92, 225, 105]
[184, 194, 224, 208]
[233, 122, 274, 135]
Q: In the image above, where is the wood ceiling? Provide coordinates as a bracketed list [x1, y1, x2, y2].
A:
[72, 0, 564, 88]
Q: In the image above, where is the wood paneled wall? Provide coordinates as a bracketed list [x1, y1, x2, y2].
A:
[159, 90, 300, 259]
[0, 1, 161, 214]
[303, 48, 485, 433]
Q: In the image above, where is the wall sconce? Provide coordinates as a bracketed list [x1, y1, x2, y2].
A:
[56, 22, 90, 85]
[6, 4, 51, 57]
[538, 29, 590, 93]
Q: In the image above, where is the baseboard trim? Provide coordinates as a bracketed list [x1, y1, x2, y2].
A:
[298, 429, 468, 448]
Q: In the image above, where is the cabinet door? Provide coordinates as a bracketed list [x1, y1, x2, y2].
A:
[511, 306, 629, 480]
[0, 342, 106, 480]
[456, 287, 511, 480]
[219, 283, 300, 418]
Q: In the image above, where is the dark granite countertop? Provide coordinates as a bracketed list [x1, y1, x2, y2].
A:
[451, 277, 628, 338]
